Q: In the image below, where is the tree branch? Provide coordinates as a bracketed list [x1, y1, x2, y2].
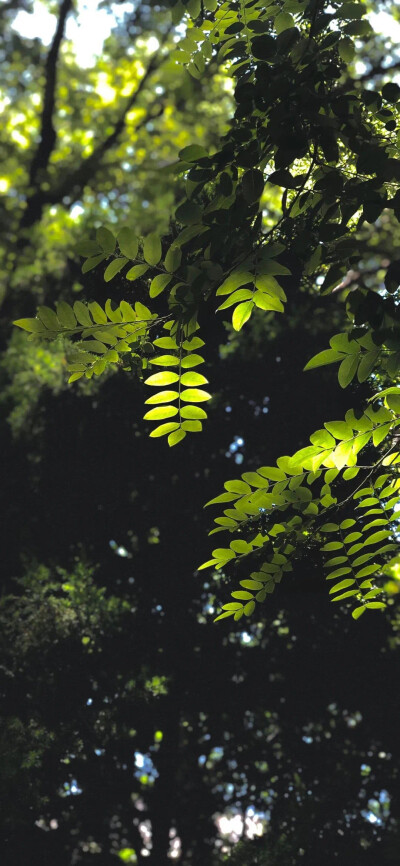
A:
[28, 0, 73, 187]
[20, 0, 73, 230]
[52, 44, 168, 203]
[19, 28, 170, 230]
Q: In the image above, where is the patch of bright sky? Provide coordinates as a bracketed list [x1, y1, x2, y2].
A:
[11, 0, 136, 68]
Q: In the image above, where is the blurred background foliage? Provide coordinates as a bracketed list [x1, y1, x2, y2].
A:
[1, 1, 400, 865]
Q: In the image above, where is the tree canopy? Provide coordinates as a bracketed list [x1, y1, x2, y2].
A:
[2, 0, 400, 864]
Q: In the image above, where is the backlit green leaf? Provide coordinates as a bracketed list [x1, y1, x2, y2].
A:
[143, 233, 162, 266]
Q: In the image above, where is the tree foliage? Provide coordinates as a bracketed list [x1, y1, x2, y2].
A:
[14, 0, 400, 624]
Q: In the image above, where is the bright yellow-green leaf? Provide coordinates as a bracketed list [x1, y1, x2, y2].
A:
[180, 372, 208, 386]
[149, 355, 180, 367]
[180, 405, 207, 419]
[143, 406, 178, 421]
[181, 354, 204, 368]
[104, 258, 129, 282]
[126, 264, 149, 281]
[253, 291, 284, 312]
[338, 354, 358, 388]
[181, 420, 202, 432]
[216, 271, 254, 296]
[145, 390, 179, 404]
[232, 300, 254, 331]
[254, 275, 286, 300]
[168, 429, 187, 446]
[145, 371, 180, 386]
[180, 388, 211, 402]
[149, 422, 180, 438]
[149, 274, 172, 298]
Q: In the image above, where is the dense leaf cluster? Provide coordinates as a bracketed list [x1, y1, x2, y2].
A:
[15, 0, 400, 621]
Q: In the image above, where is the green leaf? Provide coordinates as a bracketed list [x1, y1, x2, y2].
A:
[179, 144, 208, 161]
[331, 440, 354, 470]
[168, 429, 187, 446]
[76, 239, 102, 256]
[365, 602, 386, 610]
[181, 388, 211, 402]
[126, 264, 149, 281]
[56, 302, 78, 329]
[231, 591, 254, 600]
[337, 3, 365, 19]
[275, 11, 295, 32]
[217, 289, 254, 310]
[82, 253, 107, 273]
[254, 275, 286, 301]
[232, 300, 254, 331]
[363, 530, 392, 546]
[118, 227, 138, 259]
[338, 354, 358, 388]
[37, 305, 59, 330]
[253, 291, 284, 312]
[386, 394, 400, 413]
[242, 169, 264, 203]
[145, 390, 179, 404]
[304, 349, 344, 370]
[355, 564, 379, 579]
[225, 480, 251, 494]
[96, 227, 116, 254]
[352, 605, 366, 620]
[149, 355, 180, 367]
[357, 349, 380, 382]
[180, 354, 204, 369]
[135, 301, 152, 320]
[165, 245, 182, 273]
[73, 301, 93, 327]
[13, 318, 45, 333]
[338, 36, 355, 62]
[181, 420, 202, 432]
[145, 371, 180, 386]
[149, 274, 172, 298]
[143, 233, 162, 266]
[257, 466, 286, 481]
[180, 372, 208, 386]
[241, 472, 268, 488]
[310, 429, 335, 448]
[154, 337, 178, 350]
[149, 422, 180, 438]
[143, 406, 179, 421]
[81, 340, 107, 354]
[240, 580, 265, 591]
[216, 271, 254, 296]
[104, 258, 129, 282]
[179, 405, 207, 420]
[326, 567, 352, 580]
[243, 600, 256, 616]
[175, 199, 202, 225]
[329, 579, 355, 594]
[88, 302, 107, 325]
[324, 421, 353, 440]
[331, 590, 359, 601]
